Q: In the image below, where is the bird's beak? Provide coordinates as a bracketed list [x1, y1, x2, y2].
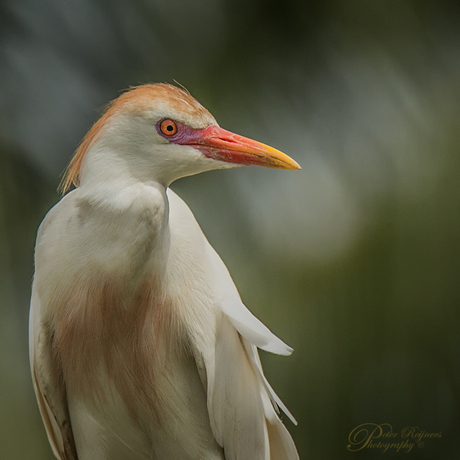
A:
[185, 125, 301, 170]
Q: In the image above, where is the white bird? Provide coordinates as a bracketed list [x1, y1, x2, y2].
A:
[29, 83, 301, 460]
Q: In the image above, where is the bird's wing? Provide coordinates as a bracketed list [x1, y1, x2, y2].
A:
[167, 189, 298, 460]
[201, 243, 299, 460]
[205, 242, 297, 423]
[204, 242, 293, 357]
[29, 286, 78, 460]
[243, 340, 299, 459]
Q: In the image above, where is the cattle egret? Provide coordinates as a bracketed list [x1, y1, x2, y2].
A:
[30, 83, 301, 460]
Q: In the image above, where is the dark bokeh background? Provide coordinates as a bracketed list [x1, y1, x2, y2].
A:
[1, 1, 459, 459]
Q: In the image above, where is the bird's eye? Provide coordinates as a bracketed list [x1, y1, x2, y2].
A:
[160, 119, 178, 136]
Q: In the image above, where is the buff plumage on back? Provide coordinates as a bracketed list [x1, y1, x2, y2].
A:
[59, 83, 207, 194]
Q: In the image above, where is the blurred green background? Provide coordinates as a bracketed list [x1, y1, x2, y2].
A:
[1, 1, 459, 459]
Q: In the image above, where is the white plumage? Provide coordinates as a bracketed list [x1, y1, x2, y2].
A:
[29, 83, 300, 460]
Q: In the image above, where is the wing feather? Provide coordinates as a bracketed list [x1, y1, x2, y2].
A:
[199, 315, 299, 460]
[29, 288, 77, 460]
[204, 316, 268, 460]
[221, 297, 293, 356]
[168, 189, 298, 459]
[205, 245, 293, 356]
[243, 341, 297, 425]
[199, 246, 299, 459]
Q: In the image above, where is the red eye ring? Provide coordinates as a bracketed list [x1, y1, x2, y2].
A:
[160, 119, 178, 136]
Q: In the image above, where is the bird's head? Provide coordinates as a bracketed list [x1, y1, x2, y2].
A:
[60, 83, 300, 192]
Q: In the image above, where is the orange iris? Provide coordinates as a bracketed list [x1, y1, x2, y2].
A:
[160, 119, 178, 136]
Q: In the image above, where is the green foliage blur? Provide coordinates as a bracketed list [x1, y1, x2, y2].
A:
[1, 1, 459, 459]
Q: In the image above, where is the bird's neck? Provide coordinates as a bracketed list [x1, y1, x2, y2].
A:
[79, 143, 168, 191]
[75, 174, 171, 285]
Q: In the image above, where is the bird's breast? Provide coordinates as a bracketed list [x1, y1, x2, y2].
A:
[35, 186, 230, 458]
[39, 185, 177, 406]
[40, 185, 223, 448]
[55, 269, 220, 459]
